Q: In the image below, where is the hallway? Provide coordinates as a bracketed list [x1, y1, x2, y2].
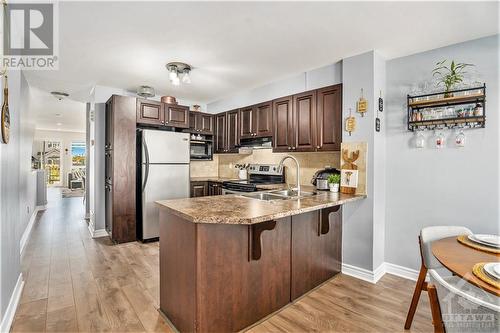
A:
[11, 188, 172, 332]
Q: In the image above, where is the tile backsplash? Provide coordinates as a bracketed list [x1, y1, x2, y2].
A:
[190, 155, 219, 178]
[217, 149, 340, 185]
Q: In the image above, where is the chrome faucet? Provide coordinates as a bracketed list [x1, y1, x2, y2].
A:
[278, 155, 301, 196]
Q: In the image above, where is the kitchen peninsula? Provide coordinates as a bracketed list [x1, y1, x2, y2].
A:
[156, 190, 364, 332]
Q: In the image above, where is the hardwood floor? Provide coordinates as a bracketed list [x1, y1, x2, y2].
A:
[11, 188, 433, 332]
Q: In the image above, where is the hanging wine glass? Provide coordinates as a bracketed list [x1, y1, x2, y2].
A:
[455, 128, 466, 147]
[415, 130, 425, 149]
[434, 129, 445, 149]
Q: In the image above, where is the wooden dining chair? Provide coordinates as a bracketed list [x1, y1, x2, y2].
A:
[427, 268, 499, 333]
[404, 226, 473, 330]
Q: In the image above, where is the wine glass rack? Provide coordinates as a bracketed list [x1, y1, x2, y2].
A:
[407, 84, 486, 131]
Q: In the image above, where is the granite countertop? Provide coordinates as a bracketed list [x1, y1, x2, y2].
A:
[156, 187, 365, 225]
[190, 176, 238, 182]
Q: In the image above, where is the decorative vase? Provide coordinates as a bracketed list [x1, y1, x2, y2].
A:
[329, 183, 339, 193]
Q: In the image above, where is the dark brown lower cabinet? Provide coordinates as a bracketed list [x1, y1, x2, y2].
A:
[291, 206, 342, 300]
[190, 181, 208, 197]
[159, 206, 342, 332]
[208, 182, 222, 195]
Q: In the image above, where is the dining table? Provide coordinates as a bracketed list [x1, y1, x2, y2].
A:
[432, 236, 500, 296]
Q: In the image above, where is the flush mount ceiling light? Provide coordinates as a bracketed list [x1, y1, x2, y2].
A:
[165, 62, 192, 86]
[137, 85, 155, 98]
[51, 91, 69, 101]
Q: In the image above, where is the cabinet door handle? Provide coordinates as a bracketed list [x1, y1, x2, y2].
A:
[288, 147, 291, 150]
[316, 146, 320, 149]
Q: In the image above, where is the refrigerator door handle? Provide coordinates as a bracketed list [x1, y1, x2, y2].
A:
[142, 136, 150, 193]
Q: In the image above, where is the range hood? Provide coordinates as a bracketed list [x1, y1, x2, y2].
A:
[237, 137, 272, 154]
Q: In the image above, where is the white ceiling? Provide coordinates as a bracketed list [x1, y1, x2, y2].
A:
[31, 87, 86, 132]
[25, 1, 499, 104]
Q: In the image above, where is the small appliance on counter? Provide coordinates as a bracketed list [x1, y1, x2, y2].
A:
[311, 167, 340, 190]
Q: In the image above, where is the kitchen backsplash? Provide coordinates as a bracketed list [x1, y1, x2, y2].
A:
[190, 150, 341, 183]
[190, 155, 219, 178]
[217, 149, 340, 185]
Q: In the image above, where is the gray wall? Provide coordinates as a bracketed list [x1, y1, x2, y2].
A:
[0, 70, 32, 321]
[207, 62, 342, 113]
[341, 51, 377, 271]
[385, 35, 500, 271]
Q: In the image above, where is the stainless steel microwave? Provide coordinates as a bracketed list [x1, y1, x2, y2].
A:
[190, 140, 213, 160]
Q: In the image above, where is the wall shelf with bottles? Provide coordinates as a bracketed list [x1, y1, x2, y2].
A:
[407, 84, 486, 131]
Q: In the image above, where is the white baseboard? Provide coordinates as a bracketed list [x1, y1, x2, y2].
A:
[384, 262, 430, 282]
[342, 263, 381, 283]
[0, 274, 24, 333]
[342, 262, 424, 284]
[19, 205, 45, 256]
[88, 214, 108, 238]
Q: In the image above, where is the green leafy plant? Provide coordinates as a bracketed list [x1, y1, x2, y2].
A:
[432, 60, 474, 93]
[327, 174, 341, 184]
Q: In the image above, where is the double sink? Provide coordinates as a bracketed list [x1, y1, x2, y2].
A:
[241, 189, 317, 201]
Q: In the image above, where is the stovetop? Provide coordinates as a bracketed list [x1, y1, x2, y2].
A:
[222, 164, 285, 192]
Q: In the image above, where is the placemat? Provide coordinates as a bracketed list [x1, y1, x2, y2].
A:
[472, 263, 500, 289]
[457, 235, 500, 254]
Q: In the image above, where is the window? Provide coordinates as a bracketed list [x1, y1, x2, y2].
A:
[71, 142, 86, 167]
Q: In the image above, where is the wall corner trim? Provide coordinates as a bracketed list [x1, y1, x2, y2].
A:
[88, 215, 108, 239]
[19, 205, 45, 256]
[342, 262, 424, 284]
[0, 274, 24, 333]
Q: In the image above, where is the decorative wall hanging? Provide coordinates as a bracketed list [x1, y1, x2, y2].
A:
[357, 88, 367, 117]
[340, 149, 359, 194]
[340, 142, 367, 195]
[1, 75, 10, 144]
[345, 108, 356, 136]
[378, 90, 383, 112]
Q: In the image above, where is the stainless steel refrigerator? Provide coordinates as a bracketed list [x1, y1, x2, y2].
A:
[139, 129, 190, 241]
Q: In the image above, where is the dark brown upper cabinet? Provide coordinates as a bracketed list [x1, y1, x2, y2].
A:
[214, 113, 227, 153]
[240, 102, 273, 139]
[316, 84, 342, 151]
[255, 102, 273, 137]
[215, 110, 239, 153]
[165, 104, 189, 128]
[226, 110, 239, 153]
[137, 99, 164, 126]
[189, 112, 213, 135]
[272, 96, 294, 152]
[239, 106, 254, 139]
[272, 84, 342, 153]
[293, 90, 317, 152]
[137, 99, 190, 129]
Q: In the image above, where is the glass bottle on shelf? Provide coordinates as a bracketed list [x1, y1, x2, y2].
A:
[473, 103, 483, 116]
[455, 129, 466, 147]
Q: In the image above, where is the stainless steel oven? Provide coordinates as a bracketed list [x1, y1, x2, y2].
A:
[190, 139, 212, 160]
[221, 164, 285, 194]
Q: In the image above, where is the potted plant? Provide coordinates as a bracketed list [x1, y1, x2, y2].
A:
[327, 174, 341, 193]
[432, 60, 474, 97]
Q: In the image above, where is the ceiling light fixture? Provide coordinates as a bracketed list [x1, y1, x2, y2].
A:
[165, 62, 192, 86]
[137, 85, 155, 98]
[51, 91, 69, 101]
